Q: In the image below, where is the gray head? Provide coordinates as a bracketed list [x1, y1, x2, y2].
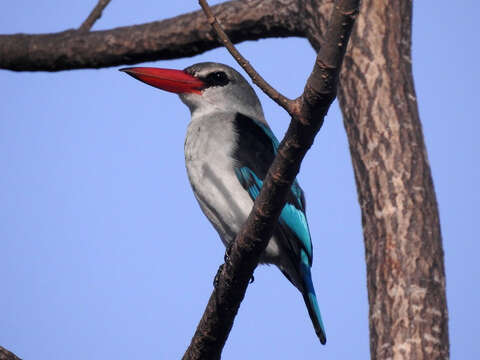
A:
[120, 62, 265, 123]
[180, 62, 264, 121]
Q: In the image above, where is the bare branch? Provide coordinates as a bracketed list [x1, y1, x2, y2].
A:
[300, 1, 359, 119]
[79, 0, 112, 32]
[198, 0, 294, 115]
[0, 346, 21, 360]
[182, 1, 359, 359]
[0, 0, 303, 72]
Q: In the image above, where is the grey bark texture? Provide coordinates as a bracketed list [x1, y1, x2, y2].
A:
[336, 0, 450, 358]
[0, 0, 449, 359]
[0, 0, 303, 71]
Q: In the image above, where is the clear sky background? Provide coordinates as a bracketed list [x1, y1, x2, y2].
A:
[0, 1, 477, 359]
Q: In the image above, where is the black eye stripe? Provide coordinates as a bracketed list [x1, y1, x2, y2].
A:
[203, 71, 230, 87]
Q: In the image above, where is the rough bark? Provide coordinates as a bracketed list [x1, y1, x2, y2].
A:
[335, 0, 449, 358]
[0, 347, 21, 360]
[0, 0, 303, 71]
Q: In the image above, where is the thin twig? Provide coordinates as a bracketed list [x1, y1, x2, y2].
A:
[198, 0, 295, 116]
[79, 0, 112, 32]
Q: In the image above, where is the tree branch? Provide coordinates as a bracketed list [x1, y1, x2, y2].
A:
[199, 0, 294, 115]
[0, 0, 303, 72]
[79, 0, 112, 32]
[0, 346, 21, 360]
[182, 1, 359, 359]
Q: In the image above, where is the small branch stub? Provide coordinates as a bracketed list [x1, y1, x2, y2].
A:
[79, 0, 112, 32]
[0, 346, 21, 360]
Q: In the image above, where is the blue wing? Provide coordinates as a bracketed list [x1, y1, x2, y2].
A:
[232, 112, 326, 344]
[234, 166, 312, 263]
[232, 113, 312, 263]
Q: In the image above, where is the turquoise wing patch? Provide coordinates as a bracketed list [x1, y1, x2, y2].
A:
[234, 166, 312, 263]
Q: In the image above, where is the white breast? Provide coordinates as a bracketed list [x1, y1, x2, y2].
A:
[184, 112, 252, 243]
[184, 111, 281, 261]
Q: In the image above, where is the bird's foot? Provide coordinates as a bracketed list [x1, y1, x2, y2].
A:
[213, 263, 224, 288]
[249, 274, 255, 284]
[224, 241, 234, 268]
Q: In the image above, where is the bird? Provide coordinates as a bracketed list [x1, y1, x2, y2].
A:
[120, 62, 326, 344]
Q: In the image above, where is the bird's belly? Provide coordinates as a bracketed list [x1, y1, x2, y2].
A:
[184, 118, 282, 263]
[185, 157, 282, 263]
[191, 159, 251, 236]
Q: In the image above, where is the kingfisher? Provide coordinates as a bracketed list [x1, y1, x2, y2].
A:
[120, 62, 326, 344]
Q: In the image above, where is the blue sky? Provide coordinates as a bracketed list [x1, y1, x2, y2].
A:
[1, 1, 478, 359]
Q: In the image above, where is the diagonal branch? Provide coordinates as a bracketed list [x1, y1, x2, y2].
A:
[182, 0, 360, 359]
[0, 346, 21, 360]
[0, 0, 303, 72]
[79, 0, 112, 32]
[199, 0, 294, 115]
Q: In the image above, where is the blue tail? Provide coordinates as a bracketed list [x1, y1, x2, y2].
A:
[300, 250, 326, 344]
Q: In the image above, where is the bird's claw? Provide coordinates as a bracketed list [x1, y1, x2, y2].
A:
[213, 263, 224, 288]
[224, 241, 234, 268]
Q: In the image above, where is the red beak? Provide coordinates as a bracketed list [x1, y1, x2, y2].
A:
[120, 67, 205, 94]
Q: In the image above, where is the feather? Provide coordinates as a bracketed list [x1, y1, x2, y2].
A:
[232, 112, 326, 343]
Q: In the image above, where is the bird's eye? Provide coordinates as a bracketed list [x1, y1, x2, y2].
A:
[204, 71, 230, 87]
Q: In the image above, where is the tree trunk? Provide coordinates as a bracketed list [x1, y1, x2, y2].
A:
[335, 0, 449, 358]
